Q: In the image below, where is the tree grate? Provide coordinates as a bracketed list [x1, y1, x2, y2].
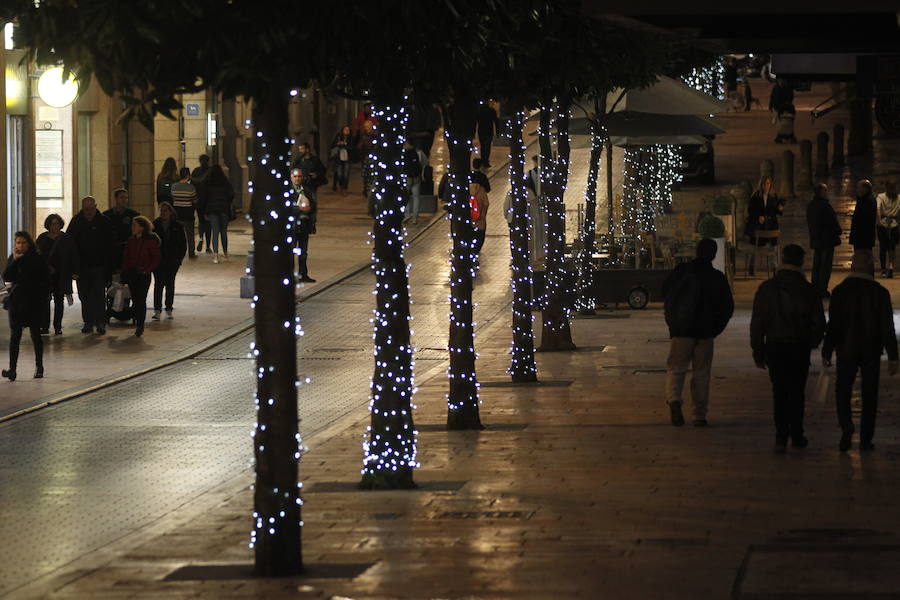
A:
[164, 562, 374, 581]
[437, 510, 535, 520]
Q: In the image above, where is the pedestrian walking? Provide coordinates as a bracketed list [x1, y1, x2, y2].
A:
[403, 140, 425, 224]
[750, 244, 826, 453]
[156, 157, 178, 206]
[470, 158, 491, 263]
[204, 165, 234, 264]
[850, 179, 877, 276]
[330, 126, 352, 195]
[525, 155, 541, 197]
[746, 175, 783, 275]
[769, 79, 796, 143]
[2, 231, 50, 381]
[170, 167, 198, 259]
[121, 216, 160, 338]
[662, 239, 735, 427]
[822, 251, 898, 452]
[358, 115, 378, 202]
[102, 188, 139, 273]
[292, 142, 327, 200]
[806, 183, 842, 298]
[152, 203, 187, 321]
[875, 179, 899, 278]
[476, 102, 499, 168]
[290, 167, 317, 283]
[192, 154, 212, 254]
[36, 214, 78, 335]
[67, 196, 114, 334]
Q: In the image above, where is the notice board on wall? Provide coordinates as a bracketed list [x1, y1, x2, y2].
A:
[35, 129, 64, 199]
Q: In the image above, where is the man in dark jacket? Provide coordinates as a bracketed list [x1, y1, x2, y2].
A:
[102, 188, 139, 272]
[662, 239, 735, 426]
[291, 168, 318, 283]
[476, 102, 500, 168]
[850, 179, 877, 275]
[806, 183, 842, 298]
[291, 143, 327, 200]
[823, 251, 898, 452]
[751, 245, 826, 452]
[67, 196, 114, 334]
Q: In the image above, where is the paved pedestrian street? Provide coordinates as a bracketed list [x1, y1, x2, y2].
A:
[2, 83, 900, 599]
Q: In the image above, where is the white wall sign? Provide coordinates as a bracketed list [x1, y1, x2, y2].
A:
[35, 129, 64, 199]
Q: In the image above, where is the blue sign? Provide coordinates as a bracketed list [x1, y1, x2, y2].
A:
[186, 103, 200, 117]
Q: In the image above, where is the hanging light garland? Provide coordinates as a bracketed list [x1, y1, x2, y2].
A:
[681, 57, 726, 100]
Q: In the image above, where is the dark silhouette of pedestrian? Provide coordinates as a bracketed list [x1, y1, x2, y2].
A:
[850, 179, 877, 276]
[156, 157, 178, 205]
[875, 179, 899, 278]
[662, 239, 734, 427]
[292, 142, 327, 200]
[822, 251, 898, 452]
[102, 188, 139, 272]
[152, 202, 187, 321]
[330, 126, 352, 195]
[171, 168, 198, 259]
[192, 154, 212, 253]
[2, 231, 50, 381]
[751, 244, 826, 453]
[36, 214, 78, 335]
[806, 183, 842, 298]
[204, 165, 234, 263]
[67, 196, 114, 334]
[476, 102, 499, 168]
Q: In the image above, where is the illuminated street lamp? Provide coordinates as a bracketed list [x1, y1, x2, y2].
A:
[37, 66, 79, 108]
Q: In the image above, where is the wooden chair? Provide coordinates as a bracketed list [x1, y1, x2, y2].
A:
[747, 230, 780, 279]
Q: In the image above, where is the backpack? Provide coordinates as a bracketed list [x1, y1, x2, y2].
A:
[664, 264, 699, 334]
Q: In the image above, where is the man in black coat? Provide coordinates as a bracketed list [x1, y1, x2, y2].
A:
[291, 143, 327, 200]
[806, 183, 842, 298]
[662, 239, 734, 427]
[850, 179, 877, 275]
[67, 196, 114, 334]
[290, 168, 318, 283]
[102, 188, 139, 272]
[823, 251, 898, 452]
[476, 102, 500, 168]
[751, 245, 826, 452]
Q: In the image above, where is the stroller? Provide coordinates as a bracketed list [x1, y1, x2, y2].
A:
[106, 278, 135, 324]
[774, 104, 797, 144]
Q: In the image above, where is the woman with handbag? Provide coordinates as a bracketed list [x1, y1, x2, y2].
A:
[36, 213, 79, 335]
[3, 231, 50, 380]
[470, 158, 491, 264]
[121, 216, 161, 337]
[331, 125, 352, 195]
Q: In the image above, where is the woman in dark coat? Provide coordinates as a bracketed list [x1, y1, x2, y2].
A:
[152, 202, 187, 320]
[746, 175, 783, 274]
[121, 216, 161, 337]
[204, 165, 234, 263]
[36, 213, 79, 335]
[3, 231, 50, 380]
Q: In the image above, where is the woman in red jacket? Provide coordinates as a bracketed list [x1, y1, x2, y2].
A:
[121, 215, 160, 337]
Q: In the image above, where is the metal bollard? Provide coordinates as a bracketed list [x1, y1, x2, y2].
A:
[240, 246, 255, 298]
[780, 150, 795, 198]
[815, 131, 829, 178]
[798, 140, 813, 190]
[832, 123, 845, 169]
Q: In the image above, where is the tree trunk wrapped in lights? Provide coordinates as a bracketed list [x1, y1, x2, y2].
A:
[249, 88, 303, 576]
[575, 98, 607, 314]
[360, 101, 418, 490]
[506, 111, 538, 382]
[444, 99, 483, 430]
[538, 95, 576, 352]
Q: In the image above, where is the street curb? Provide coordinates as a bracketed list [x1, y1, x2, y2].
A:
[0, 211, 448, 425]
